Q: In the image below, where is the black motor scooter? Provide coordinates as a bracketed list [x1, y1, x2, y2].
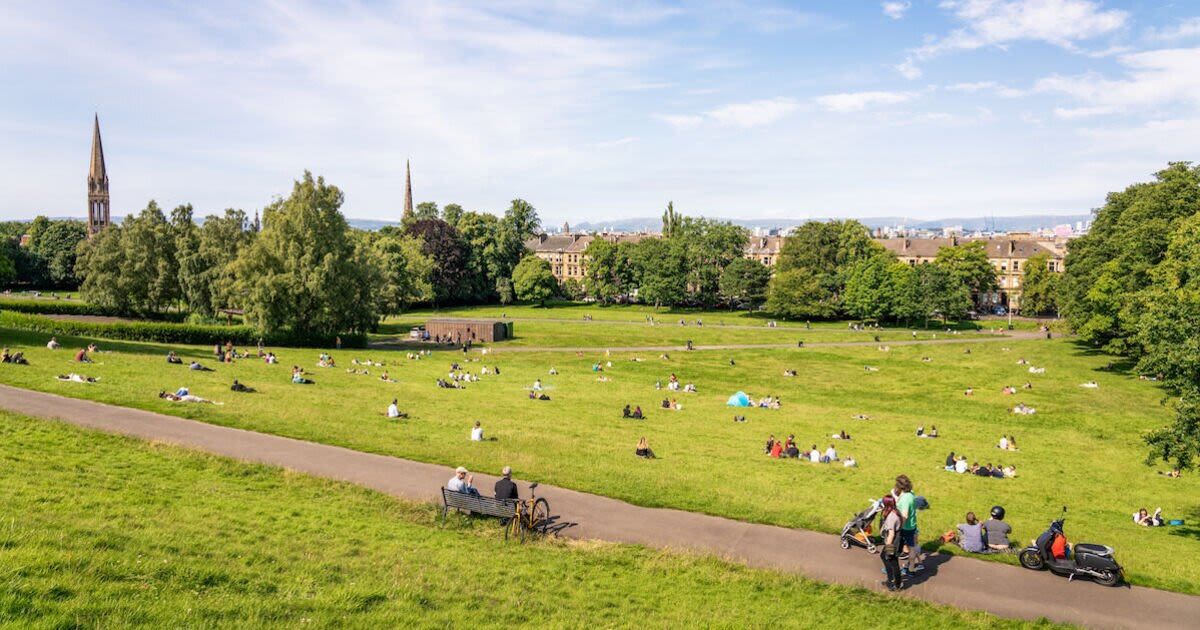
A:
[1018, 507, 1124, 586]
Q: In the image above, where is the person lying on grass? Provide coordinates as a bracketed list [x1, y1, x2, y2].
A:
[2, 348, 28, 364]
[189, 361, 213, 372]
[56, 373, 98, 383]
[230, 380, 255, 393]
[635, 437, 656, 459]
[1134, 507, 1165, 527]
[158, 390, 219, 404]
[528, 390, 550, 401]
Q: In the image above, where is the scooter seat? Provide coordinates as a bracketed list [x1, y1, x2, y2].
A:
[1074, 543, 1112, 557]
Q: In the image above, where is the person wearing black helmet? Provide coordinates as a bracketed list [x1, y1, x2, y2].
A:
[983, 505, 1012, 551]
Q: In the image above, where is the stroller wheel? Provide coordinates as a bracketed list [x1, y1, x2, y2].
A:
[868, 544, 878, 554]
[840, 538, 851, 549]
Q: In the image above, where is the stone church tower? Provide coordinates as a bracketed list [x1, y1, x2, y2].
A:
[87, 114, 111, 237]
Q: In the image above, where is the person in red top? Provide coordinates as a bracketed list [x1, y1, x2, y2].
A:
[770, 440, 784, 458]
[74, 347, 91, 363]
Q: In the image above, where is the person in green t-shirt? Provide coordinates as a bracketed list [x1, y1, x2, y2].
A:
[893, 474, 923, 574]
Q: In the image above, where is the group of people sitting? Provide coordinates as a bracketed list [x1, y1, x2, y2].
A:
[660, 398, 682, 411]
[915, 425, 939, 438]
[1011, 402, 1036, 415]
[292, 366, 313, 384]
[944, 452, 1016, 478]
[74, 343, 98, 363]
[622, 404, 645, 419]
[765, 435, 854, 466]
[316, 353, 337, 368]
[1, 347, 28, 364]
[953, 506, 1013, 553]
[752, 395, 782, 409]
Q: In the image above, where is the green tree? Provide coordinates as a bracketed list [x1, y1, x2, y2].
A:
[31, 220, 87, 287]
[887, 262, 923, 324]
[583, 238, 637, 303]
[674, 218, 749, 307]
[766, 270, 837, 320]
[776, 220, 881, 316]
[370, 231, 433, 315]
[77, 201, 180, 316]
[661, 201, 681, 238]
[414, 202, 440, 221]
[719, 257, 771, 309]
[634, 238, 687, 307]
[235, 172, 380, 339]
[841, 253, 897, 321]
[441, 203, 464, 227]
[917, 263, 971, 325]
[934, 240, 998, 300]
[512, 255, 557, 306]
[1019, 252, 1059, 316]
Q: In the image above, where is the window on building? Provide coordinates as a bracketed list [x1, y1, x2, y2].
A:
[1013, 261, 1020, 272]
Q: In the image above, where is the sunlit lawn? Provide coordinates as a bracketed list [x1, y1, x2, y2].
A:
[0, 413, 1051, 627]
[0, 319, 1195, 594]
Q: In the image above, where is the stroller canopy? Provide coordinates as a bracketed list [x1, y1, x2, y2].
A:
[726, 391, 751, 407]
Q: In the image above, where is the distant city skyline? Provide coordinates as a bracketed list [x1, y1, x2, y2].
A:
[2, 1, 1199, 225]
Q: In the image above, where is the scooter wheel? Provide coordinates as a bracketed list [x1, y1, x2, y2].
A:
[840, 538, 850, 549]
[1019, 549, 1044, 570]
[1095, 569, 1120, 587]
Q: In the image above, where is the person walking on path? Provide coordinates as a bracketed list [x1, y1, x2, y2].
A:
[894, 474, 924, 575]
[879, 495, 904, 591]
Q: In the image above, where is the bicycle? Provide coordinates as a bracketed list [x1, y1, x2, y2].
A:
[507, 482, 551, 542]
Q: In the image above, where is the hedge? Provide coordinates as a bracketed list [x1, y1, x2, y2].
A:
[0, 298, 187, 322]
[0, 311, 366, 348]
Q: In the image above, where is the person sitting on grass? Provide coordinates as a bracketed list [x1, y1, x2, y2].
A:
[291, 367, 313, 384]
[769, 440, 783, 458]
[809, 445, 821, 463]
[387, 398, 408, 418]
[733, 414, 746, 423]
[915, 426, 925, 438]
[167, 351, 183, 364]
[945, 452, 957, 470]
[955, 456, 969, 474]
[842, 455, 857, 467]
[964, 387, 973, 396]
[957, 512, 987, 553]
[265, 352, 278, 364]
[1134, 507, 1164, 527]
[230, 379, 255, 393]
[447, 466, 479, 495]
[661, 398, 671, 410]
[832, 430, 850, 440]
[983, 506, 1012, 550]
[74, 346, 92, 363]
[631, 406, 644, 420]
[998, 435, 1009, 450]
[764, 435, 776, 454]
[470, 421, 484, 441]
[785, 441, 800, 458]
[823, 444, 838, 463]
[623, 404, 632, 418]
[189, 361, 213, 372]
[635, 437, 656, 459]
[1007, 435, 1018, 450]
[56, 373, 98, 383]
[46, 336, 60, 350]
[1002, 464, 1016, 478]
[928, 426, 939, 438]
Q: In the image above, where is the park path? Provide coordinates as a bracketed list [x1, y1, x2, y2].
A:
[371, 329, 1049, 353]
[0, 383, 1194, 629]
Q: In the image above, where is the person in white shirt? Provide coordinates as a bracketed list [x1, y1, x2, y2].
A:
[843, 456, 857, 468]
[387, 399, 401, 418]
[955, 457, 969, 474]
[46, 336, 60, 350]
[532, 379, 542, 391]
[446, 466, 479, 495]
[809, 445, 821, 463]
[470, 421, 484, 441]
[998, 436, 1009, 450]
[824, 445, 838, 463]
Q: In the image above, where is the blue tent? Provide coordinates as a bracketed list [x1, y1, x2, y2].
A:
[726, 391, 751, 407]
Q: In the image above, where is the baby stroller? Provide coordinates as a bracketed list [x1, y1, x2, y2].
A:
[840, 498, 882, 553]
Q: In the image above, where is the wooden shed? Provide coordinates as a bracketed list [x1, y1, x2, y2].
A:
[424, 319, 512, 343]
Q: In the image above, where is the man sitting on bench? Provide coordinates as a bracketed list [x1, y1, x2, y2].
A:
[494, 466, 519, 501]
[447, 466, 479, 496]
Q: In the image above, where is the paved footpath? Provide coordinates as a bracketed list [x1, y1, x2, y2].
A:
[0, 384, 1195, 628]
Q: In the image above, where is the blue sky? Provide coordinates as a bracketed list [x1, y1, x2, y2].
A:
[2, 1, 1199, 225]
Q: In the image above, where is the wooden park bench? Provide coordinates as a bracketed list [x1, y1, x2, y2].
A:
[440, 487, 516, 530]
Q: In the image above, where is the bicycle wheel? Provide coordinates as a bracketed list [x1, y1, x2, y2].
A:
[530, 498, 551, 535]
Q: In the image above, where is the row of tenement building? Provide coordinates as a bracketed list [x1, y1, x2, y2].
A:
[525, 229, 1066, 313]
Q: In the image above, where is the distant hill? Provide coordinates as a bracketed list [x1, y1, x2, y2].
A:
[571, 214, 1093, 234]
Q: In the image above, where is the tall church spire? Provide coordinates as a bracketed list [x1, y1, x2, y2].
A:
[87, 114, 111, 237]
[402, 159, 414, 221]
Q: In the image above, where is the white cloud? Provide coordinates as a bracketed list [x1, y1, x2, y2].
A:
[896, 57, 922, 79]
[1035, 47, 1200, 113]
[815, 90, 918, 112]
[706, 97, 800, 127]
[947, 81, 1025, 97]
[882, 2, 912, 20]
[592, 137, 638, 148]
[902, 0, 1128, 77]
[657, 97, 800, 129]
[1053, 106, 1116, 119]
[1146, 17, 1200, 42]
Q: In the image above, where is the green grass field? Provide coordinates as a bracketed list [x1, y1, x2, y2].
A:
[0, 413, 1051, 628]
[0, 313, 1195, 594]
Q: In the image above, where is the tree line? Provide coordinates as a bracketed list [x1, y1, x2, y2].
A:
[1061, 162, 1200, 470]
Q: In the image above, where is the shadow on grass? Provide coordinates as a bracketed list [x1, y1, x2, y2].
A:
[1168, 507, 1200, 542]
